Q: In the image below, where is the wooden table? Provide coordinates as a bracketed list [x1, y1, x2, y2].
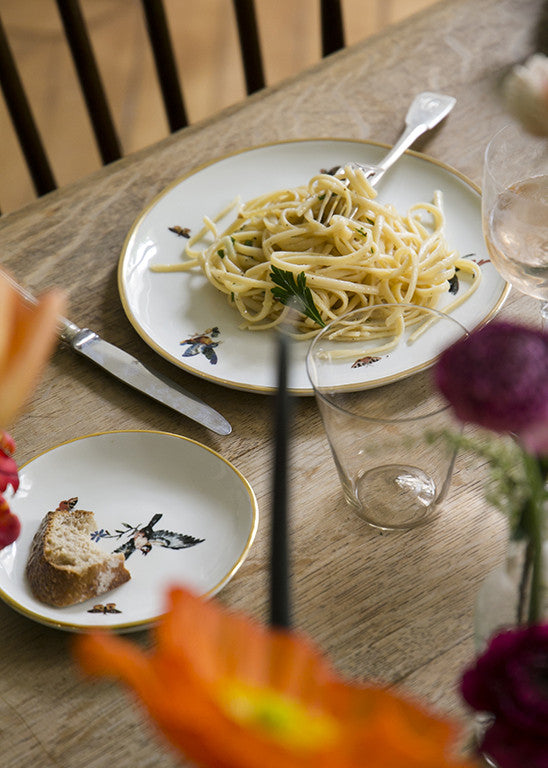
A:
[0, 0, 543, 765]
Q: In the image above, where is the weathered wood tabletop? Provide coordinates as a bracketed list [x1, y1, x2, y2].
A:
[0, 0, 543, 765]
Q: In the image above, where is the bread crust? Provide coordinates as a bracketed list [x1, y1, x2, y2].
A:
[26, 505, 131, 608]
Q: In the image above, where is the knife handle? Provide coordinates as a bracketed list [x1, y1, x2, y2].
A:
[58, 318, 85, 344]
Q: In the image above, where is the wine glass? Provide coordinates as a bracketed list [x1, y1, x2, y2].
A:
[482, 123, 548, 326]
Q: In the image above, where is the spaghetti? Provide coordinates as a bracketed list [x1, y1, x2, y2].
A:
[152, 164, 480, 341]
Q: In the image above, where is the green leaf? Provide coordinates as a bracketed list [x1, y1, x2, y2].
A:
[270, 266, 325, 327]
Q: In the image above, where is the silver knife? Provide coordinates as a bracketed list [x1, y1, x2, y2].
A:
[5, 275, 232, 435]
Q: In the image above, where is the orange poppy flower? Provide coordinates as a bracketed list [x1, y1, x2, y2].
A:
[0, 272, 65, 429]
[75, 587, 477, 768]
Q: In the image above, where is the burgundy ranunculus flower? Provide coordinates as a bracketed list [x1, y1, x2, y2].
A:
[435, 321, 548, 454]
[461, 624, 548, 768]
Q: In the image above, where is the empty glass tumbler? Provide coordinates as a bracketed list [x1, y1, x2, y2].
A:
[306, 304, 468, 530]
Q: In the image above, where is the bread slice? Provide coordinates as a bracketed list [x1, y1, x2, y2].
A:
[26, 498, 131, 608]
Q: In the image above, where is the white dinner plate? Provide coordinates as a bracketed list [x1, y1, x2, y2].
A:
[0, 431, 258, 632]
[118, 139, 509, 394]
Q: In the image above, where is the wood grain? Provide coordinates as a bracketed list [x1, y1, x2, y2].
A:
[0, 0, 543, 765]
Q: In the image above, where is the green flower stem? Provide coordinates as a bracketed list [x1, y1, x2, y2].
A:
[520, 454, 546, 624]
[516, 543, 531, 625]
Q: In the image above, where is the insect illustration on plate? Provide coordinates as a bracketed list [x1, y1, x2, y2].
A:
[352, 355, 381, 368]
[180, 327, 221, 364]
[168, 225, 191, 238]
[88, 603, 122, 614]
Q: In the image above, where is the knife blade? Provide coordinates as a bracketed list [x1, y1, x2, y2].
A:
[4, 274, 232, 435]
[61, 321, 232, 435]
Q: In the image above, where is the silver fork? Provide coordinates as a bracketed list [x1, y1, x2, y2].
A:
[318, 91, 456, 223]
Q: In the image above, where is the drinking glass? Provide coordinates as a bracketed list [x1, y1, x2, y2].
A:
[306, 304, 468, 531]
[482, 123, 548, 325]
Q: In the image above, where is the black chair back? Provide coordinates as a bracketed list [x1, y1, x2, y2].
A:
[0, 0, 344, 203]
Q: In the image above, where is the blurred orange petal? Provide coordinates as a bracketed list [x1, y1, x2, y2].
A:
[0, 273, 65, 428]
[76, 632, 157, 691]
[0, 278, 17, 367]
[74, 587, 476, 768]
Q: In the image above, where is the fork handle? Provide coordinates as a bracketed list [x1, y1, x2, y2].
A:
[370, 92, 456, 185]
[373, 123, 428, 179]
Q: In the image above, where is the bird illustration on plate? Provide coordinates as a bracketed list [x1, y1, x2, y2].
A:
[91, 513, 205, 560]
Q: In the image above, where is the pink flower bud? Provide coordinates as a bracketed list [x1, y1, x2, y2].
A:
[503, 54, 548, 136]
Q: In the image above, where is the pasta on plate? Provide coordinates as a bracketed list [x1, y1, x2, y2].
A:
[153, 165, 480, 341]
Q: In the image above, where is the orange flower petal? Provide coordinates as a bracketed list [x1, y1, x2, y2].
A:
[0, 278, 17, 370]
[74, 588, 476, 768]
[158, 587, 336, 700]
[75, 632, 156, 691]
[0, 278, 65, 428]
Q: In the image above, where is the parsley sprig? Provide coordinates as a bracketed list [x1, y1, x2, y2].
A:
[270, 266, 325, 327]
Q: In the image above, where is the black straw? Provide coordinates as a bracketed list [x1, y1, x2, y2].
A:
[269, 332, 292, 628]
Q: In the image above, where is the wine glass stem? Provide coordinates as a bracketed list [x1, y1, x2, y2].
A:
[541, 301, 548, 331]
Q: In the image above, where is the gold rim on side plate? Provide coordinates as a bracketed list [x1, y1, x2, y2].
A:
[0, 429, 259, 633]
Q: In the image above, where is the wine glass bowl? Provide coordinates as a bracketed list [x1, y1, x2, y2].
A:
[482, 124, 548, 319]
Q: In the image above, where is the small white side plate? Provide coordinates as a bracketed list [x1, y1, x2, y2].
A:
[0, 431, 258, 632]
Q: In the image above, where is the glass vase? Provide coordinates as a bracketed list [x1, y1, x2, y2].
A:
[474, 537, 548, 651]
[472, 534, 548, 767]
